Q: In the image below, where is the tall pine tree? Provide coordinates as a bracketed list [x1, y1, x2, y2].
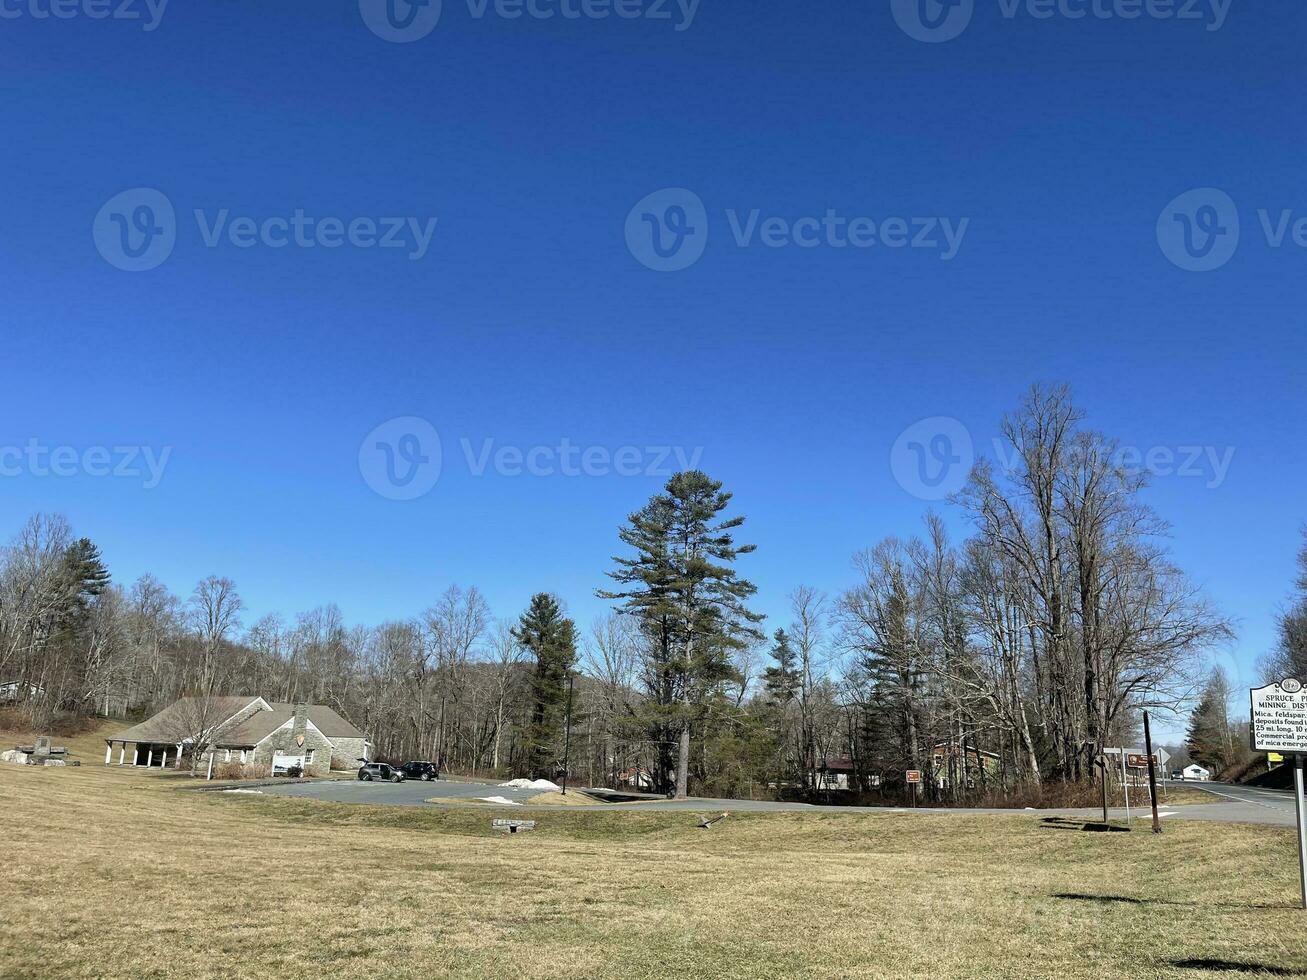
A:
[512, 593, 577, 779]
[601, 471, 763, 797]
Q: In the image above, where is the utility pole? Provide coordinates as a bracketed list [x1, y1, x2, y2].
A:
[561, 673, 575, 795]
[1143, 711, 1162, 835]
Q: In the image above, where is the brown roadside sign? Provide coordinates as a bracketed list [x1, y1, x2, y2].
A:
[905, 770, 923, 784]
[1127, 753, 1156, 769]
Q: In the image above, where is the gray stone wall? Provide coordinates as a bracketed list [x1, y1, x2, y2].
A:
[254, 717, 336, 777]
[329, 737, 369, 770]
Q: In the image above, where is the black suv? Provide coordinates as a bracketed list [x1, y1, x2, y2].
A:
[358, 762, 405, 783]
[400, 761, 439, 781]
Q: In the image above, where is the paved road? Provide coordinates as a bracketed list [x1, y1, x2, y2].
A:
[251, 777, 1300, 827]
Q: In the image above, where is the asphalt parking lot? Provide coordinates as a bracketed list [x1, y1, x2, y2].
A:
[248, 777, 1300, 825]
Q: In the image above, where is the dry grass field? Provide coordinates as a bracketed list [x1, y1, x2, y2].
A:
[0, 725, 1304, 979]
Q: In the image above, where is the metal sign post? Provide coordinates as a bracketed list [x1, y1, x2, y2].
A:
[1296, 755, 1307, 911]
[1249, 678, 1307, 910]
[1121, 751, 1130, 824]
[905, 769, 922, 808]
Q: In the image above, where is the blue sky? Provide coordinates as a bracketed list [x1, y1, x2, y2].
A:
[2, 0, 1304, 729]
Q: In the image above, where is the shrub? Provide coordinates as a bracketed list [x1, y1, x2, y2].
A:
[213, 762, 271, 781]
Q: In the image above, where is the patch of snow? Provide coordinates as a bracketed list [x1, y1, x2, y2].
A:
[498, 778, 561, 792]
[222, 788, 264, 794]
[479, 795, 521, 806]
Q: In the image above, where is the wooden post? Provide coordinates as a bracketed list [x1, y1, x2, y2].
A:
[147, 748, 154, 767]
[133, 745, 139, 766]
[207, 751, 215, 781]
[105, 743, 113, 765]
[562, 673, 575, 795]
[118, 744, 125, 766]
[1143, 711, 1162, 835]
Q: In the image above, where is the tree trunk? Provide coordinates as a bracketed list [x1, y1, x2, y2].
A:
[676, 723, 690, 798]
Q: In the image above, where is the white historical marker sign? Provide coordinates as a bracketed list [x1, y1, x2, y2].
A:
[1251, 678, 1307, 911]
[1250, 678, 1307, 754]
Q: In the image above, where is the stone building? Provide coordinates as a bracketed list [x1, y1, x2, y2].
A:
[104, 696, 371, 776]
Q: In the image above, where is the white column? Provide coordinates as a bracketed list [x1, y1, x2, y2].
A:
[105, 743, 113, 765]
[133, 745, 139, 766]
[147, 748, 154, 767]
[118, 744, 125, 765]
[207, 751, 215, 781]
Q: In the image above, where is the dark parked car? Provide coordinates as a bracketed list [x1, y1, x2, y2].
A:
[358, 762, 405, 783]
[400, 761, 439, 781]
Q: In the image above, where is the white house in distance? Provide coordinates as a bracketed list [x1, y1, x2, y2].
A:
[1181, 763, 1212, 781]
[104, 695, 371, 776]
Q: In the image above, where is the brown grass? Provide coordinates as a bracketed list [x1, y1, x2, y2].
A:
[0, 723, 1303, 979]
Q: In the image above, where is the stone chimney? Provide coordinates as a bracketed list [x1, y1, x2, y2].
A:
[292, 703, 307, 740]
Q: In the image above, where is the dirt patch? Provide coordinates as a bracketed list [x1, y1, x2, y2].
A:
[525, 791, 601, 806]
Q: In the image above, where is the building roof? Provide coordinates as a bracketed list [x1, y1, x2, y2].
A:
[819, 757, 857, 772]
[222, 703, 367, 746]
[110, 696, 263, 744]
[110, 697, 367, 746]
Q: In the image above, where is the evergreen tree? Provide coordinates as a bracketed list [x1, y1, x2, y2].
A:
[601, 471, 763, 797]
[1186, 670, 1233, 773]
[61, 538, 111, 617]
[762, 628, 800, 790]
[763, 628, 800, 705]
[512, 593, 577, 779]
